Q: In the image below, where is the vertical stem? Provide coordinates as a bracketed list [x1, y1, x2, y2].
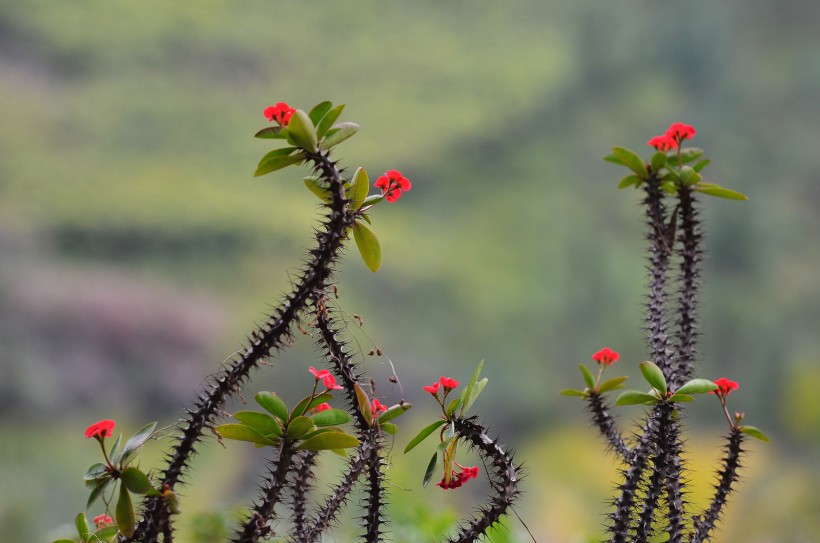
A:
[673, 186, 702, 388]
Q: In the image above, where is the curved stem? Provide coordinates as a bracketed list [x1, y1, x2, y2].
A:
[127, 150, 353, 543]
[445, 417, 521, 543]
[234, 439, 297, 543]
[587, 392, 630, 459]
[689, 427, 745, 543]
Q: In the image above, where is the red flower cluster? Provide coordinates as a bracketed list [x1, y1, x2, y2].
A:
[374, 170, 411, 203]
[647, 122, 697, 151]
[85, 419, 116, 439]
[711, 377, 739, 397]
[371, 398, 388, 416]
[309, 367, 343, 390]
[439, 376, 459, 391]
[263, 102, 295, 126]
[437, 465, 479, 489]
[423, 382, 440, 395]
[312, 402, 332, 413]
[592, 348, 620, 366]
[93, 514, 113, 529]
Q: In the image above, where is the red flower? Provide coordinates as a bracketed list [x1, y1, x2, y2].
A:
[423, 382, 441, 395]
[309, 366, 343, 390]
[313, 403, 332, 413]
[647, 134, 678, 152]
[711, 377, 739, 397]
[263, 102, 295, 126]
[93, 514, 113, 528]
[439, 376, 459, 391]
[592, 348, 620, 366]
[84, 419, 116, 439]
[666, 122, 696, 144]
[436, 466, 479, 490]
[371, 398, 388, 415]
[374, 170, 411, 203]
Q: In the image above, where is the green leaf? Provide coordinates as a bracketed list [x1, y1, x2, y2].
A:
[300, 427, 341, 441]
[84, 463, 109, 481]
[458, 361, 483, 417]
[660, 180, 679, 194]
[108, 433, 122, 465]
[233, 411, 282, 436]
[348, 167, 370, 211]
[579, 364, 595, 389]
[311, 408, 352, 427]
[215, 424, 276, 446]
[422, 451, 438, 488]
[603, 153, 624, 166]
[381, 422, 398, 435]
[322, 122, 360, 149]
[597, 376, 628, 394]
[254, 150, 303, 177]
[297, 431, 360, 451]
[404, 420, 447, 453]
[692, 184, 749, 200]
[120, 422, 157, 465]
[285, 109, 318, 153]
[75, 512, 91, 542]
[679, 165, 701, 186]
[317, 104, 345, 138]
[650, 152, 668, 172]
[95, 526, 119, 540]
[446, 396, 462, 416]
[559, 388, 588, 397]
[53, 539, 77, 543]
[254, 126, 288, 139]
[618, 175, 641, 189]
[462, 378, 488, 414]
[115, 484, 136, 537]
[308, 101, 333, 126]
[672, 147, 704, 164]
[286, 416, 315, 439]
[303, 175, 333, 203]
[612, 146, 648, 177]
[378, 402, 412, 424]
[120, 467, 157, 495]
[255, 391, 289, 421]
[676, 378, 719, 395]
[615, 390, 659, 406]
[692, 159, 711, 172]
[668, 393, 695, 403]
[86, 479, 110, 509]
[352, 221, 382, 272]
[291, 392, 334, 419]
[741, 426, 770, 442]
[354, 383, 373, 426]
[639, 361, 667, 393]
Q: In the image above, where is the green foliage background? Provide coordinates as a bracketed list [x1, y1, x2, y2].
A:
[1, 1, 818, 541]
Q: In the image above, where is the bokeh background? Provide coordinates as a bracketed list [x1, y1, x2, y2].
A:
[1, 1, 819, 541]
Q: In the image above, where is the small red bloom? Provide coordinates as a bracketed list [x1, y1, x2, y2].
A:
[711, 377, 739, 397]
[666, 122, 696, 144]
[309, 366, 343, 390]
[436, 466, 479, 489]
[313, 403, 332, 413]
[371, 398, 388, 416]
[439, 376, 459, 391]
[423, 382, 441, 395]
[647, 134, 678, 152]
[592, 348, 620, 366]
[84, 419, 115, 439]
[263, 102, 295, 126]
[374, 169, 411, 203]
[93, 514, 113, 528]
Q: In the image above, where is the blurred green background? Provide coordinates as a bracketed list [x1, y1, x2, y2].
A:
[1, 1, 819, 541]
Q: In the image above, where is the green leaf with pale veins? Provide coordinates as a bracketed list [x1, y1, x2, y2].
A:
[286, 109, 318, 153]
[692, 184, 749, 200]
[597, 376, 628, 393]
[422, 451, 438, 488]
[311, 408, 352, 427]
[352, 221, 382, 272]
[560, 388, 588, 397]
[255, 391, 289, 421]
[297, 431, 360, 451]
[215, 424, 277, 446]
[615, 390, 659, 406]
[75, 512, 91, 542]
[317, 104, 345, 138]
[116, 484, 136, 537]
[741, 426, 770, 442]
[308, 101, 333, 125]
[639, 361, 667, 393]
[120, 422, 157, 465]
[404, 420, 446, 453]
[612, 146, 648, 177]
[233, 411, 282, 435]
[676, 379, 719, 395]
[322, 122, 360, 149]
[348, 167, 370, 211]
[121, 467, 158, 495]
[579, 364, 595, 389]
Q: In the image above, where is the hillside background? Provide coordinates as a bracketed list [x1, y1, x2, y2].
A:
[1, 1, 818, 541]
